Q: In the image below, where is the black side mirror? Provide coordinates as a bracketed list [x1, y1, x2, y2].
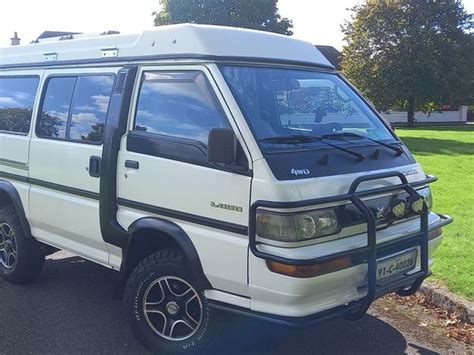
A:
[208, 128, 236, 164]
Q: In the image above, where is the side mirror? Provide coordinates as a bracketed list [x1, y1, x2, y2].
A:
[208, 128, 236, 164]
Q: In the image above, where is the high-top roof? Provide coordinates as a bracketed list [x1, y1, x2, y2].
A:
[0, 24, 333, 69]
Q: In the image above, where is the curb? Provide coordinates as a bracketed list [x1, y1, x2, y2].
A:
[419, 282, 474, 324]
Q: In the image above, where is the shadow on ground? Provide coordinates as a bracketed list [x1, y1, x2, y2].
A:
[0, 255, 437, 354]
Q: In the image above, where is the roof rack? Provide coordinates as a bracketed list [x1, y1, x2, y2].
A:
[31, 30, 121, 44]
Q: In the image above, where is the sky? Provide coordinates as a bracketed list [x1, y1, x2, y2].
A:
[0, 0, 473, 49]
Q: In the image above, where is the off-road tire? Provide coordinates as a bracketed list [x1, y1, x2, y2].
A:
[124, 249, 214, 353]
[0, 205, 45, 284]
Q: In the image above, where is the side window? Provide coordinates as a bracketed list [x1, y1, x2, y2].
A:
[69, 76, 114, 142]
[37, 77, 76, 139]
[134, 71, 229, 144]
[0, 76, 39, 134]
[36, 74, 114, 143]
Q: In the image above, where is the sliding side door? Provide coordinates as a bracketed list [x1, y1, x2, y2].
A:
[28, 67, 119, 266]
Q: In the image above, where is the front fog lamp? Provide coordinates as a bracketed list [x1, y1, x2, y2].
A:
[256, 208, 339, 243]
[390, 199, 407, 219]
[409, 196, 425, 214]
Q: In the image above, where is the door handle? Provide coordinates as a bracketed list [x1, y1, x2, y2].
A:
[89, 156, 101, 178]
[125, 160, 140, 169]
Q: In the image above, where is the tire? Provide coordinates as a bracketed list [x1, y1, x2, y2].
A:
[0, 205, 45, 284]
[124, 249, 214, 353]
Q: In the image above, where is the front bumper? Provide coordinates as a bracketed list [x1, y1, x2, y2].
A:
[211, 273, 437, 328]
[246, 172, 453, 320]
[211, 222, 449, 327]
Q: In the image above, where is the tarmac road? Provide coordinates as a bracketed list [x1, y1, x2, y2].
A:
[0, 251, 470, 354]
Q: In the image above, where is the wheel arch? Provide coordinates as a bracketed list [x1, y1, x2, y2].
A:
[0, 179, 31, 237]
[123, 217, 212, 290]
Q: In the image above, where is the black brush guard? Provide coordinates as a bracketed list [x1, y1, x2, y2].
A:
[249, 171, 437, 321]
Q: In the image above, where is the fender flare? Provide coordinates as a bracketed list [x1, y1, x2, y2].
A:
[0, 179, 32, 236]
[125, 217, 212, 289]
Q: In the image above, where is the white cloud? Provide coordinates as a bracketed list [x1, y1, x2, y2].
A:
[12, 91, 31, 101]
[71, 112, 98, 123]
[91, 95, 110, 113]
[0, 96, 20, 107]
[45, 110, 68, 120]
[86, 76, 115, 87]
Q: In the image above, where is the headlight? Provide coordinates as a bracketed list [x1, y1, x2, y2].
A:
[256, 208, 339, 243]
[417, 187, 433, 210]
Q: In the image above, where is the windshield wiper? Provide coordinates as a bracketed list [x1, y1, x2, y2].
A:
[259, 135, 365, 161]
[321, 132, 404, 156]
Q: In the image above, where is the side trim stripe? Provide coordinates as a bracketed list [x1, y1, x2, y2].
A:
[0, 171, 249, 236]
[29, 178, 100, 200]
[0, 171, 100, 199]
[0, 158, 29, 171]
[118, 198, 248, 236]
[0, 171, 29, 183]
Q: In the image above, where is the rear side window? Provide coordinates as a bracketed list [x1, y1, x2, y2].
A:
[0, 76, 39, 134]
[37, 77, 76, 139]
[69, 76, 114, 142]
[134, 71, 229, 144]
[37, 74, 114, 143]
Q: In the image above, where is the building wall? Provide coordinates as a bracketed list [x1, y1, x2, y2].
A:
[381, 106, 468, 124]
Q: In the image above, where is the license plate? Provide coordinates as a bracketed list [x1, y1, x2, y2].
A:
[377, 250, 417, 280]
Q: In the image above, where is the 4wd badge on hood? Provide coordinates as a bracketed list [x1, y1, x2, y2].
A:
[291, 168, 311, 176]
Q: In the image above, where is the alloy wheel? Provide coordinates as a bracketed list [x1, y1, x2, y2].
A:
[0, 223, 17, 269]
[143, 276, 203, 341]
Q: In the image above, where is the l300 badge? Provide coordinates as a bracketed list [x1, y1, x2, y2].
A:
[210, 201, 243, 212]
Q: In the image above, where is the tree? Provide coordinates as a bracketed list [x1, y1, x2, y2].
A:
[341, 0, 473, 126]
[153, 0, 293, 35]
[0, 108, 32, 133]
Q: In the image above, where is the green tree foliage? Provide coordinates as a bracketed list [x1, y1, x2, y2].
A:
[36, 111, 65, 138]
[80, 123, 105, 142]
[0, 108, 33, 133]
[153, 0, 293, 35]
[341, 0, 473, 125]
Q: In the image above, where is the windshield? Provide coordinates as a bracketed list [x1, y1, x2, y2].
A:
[219, 65, 396, 151]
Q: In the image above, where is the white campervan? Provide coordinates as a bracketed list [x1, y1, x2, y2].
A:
[0, 24, 452, 352]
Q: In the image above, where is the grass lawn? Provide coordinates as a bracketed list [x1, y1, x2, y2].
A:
[397, 125, 473, 300]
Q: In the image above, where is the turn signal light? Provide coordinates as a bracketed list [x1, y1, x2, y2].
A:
[266, 257, 352, 278]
